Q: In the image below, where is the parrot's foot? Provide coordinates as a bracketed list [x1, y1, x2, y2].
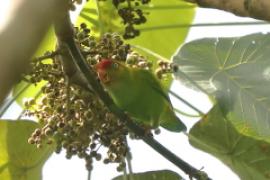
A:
[138, 124, 154, 137]
[129, 124, 154, 139]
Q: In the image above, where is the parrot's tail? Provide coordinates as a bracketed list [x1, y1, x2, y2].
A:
[160, 107, 187, 132]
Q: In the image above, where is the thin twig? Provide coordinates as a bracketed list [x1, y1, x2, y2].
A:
[138, 4, 196, 10]
[138, 21, 268, 31]
[0, 83, 31, 117]
[126, 151, 134, 180]
[126, 0, 134, 31]
[126, 150, 133, 174]
[131, 45, 169, 61]
[32, 50, 59, 62]
[174, 70, 209, 96]
[169, 90, 204, 116]
[173, 108, 201, 118]
[125, 138, 134, 180]
[123, 167, 128, 180]
[87, 170, 91, 180]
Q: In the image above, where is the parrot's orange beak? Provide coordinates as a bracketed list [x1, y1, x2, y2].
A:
[97, 70, 110, 84]
[96, 59, 113, 84]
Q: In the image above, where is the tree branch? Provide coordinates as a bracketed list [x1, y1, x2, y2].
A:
[0, 0, 67, 105]
[53, 11, 211, 180]
[185, 0, 270, 21]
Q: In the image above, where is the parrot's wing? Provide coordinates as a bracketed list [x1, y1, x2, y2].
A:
[137, 69, 172, 105]
[137, 69, 187, 132]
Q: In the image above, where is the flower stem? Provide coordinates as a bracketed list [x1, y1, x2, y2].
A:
[169, 90, 204, 116]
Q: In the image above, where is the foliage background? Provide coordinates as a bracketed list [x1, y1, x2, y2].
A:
[1, 1, 270, 180]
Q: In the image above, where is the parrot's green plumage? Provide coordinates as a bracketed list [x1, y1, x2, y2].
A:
[96, 59, 186, 132]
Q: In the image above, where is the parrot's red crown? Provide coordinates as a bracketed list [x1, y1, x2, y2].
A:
[96, 59, 113, 70]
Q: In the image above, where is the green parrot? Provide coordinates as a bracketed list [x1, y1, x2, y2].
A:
[96, 59, 186, 132]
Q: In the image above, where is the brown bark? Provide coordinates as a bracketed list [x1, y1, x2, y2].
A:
[186, 0, 270, 21]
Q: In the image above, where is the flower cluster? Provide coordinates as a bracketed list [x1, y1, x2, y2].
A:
[24, 23, 160, 171]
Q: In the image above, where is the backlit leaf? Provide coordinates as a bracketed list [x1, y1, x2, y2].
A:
[0, 120, 54, 180]
[112, 170, 183, 180]
[173, 33, 270, 140]
[190, 105, 270, 180]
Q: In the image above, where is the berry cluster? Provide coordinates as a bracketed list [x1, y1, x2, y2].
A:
[76, 23, 131, 63]
[126, 52, 152, 69]
[24, 23, 159, 172]
[111, 0, 151, 39]
[155, 60, 175, 79]
[69, 0, 151, 39]
[25, 57, 129, 171]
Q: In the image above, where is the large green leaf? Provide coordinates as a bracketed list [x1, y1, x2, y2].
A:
[34, 27, 56, 57]
[78, 0, 195, 57]
[78, 0, 195, 88]
[77, 1, 121, 35]
[79, 1, 195, 56]
[189, 104, 270, 180]
[173, 33, 270, 140]
[0, 120, 54, 180]
[112, 170, 183, 180]
[126, 1, 195, 59]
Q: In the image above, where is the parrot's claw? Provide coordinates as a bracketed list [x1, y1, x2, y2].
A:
[139, 124, 154, 137]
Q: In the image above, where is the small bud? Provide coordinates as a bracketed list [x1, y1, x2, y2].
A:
[95, 153, 102, 161]
[37, 144, 43, 149]
[80, 23, 87, 29]
[116, 165, 124, 172]
[57, 122, 65, 128]
[138, 61, 147, 67]
[171, 64, 179, 72]
[155, 69, 163, 79]
[28, 137, 35, 144]
[90, 151, 97, 157]
[90, 143, 96, 149]
[44, 127, 53, 136]
[103, 158, 110, 164]
[154, 128, 161, 135]
[34, 128, 41, 136]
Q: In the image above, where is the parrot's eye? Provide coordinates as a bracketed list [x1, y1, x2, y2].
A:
[112, 63, 119, 69]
